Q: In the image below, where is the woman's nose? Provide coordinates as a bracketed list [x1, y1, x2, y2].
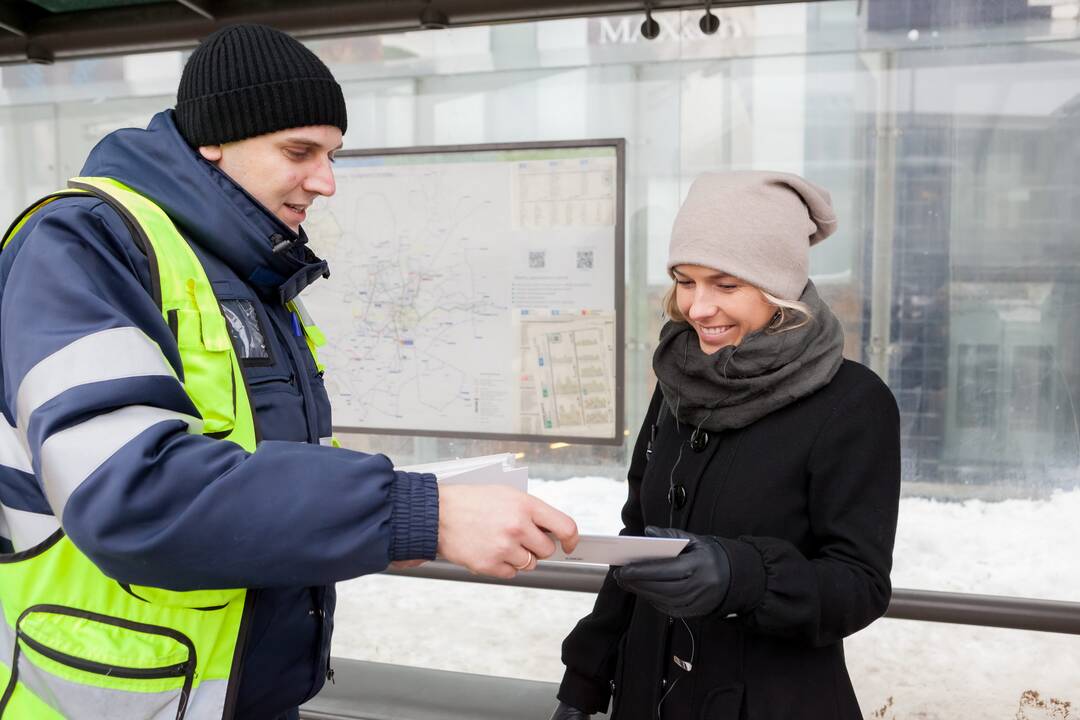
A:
[688, 297, 718, 320]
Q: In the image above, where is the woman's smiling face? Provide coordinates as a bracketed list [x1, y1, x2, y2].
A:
[672, 264, 776, 354]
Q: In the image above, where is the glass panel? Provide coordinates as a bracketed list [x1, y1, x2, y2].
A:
[956, 344, 999, 429]
[336, 574, 1080, 717]
[1009, 345, 1054, 433]
[1, 0, 1078, 696]
[333, 575, 594, 681]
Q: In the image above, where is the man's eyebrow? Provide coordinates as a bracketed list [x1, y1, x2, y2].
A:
[282, 138, 344, 151]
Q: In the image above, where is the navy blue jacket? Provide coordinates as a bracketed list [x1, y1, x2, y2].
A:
[0, 110, 439, 718]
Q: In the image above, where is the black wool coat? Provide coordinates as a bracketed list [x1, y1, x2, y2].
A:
[558, 360, 901, 720]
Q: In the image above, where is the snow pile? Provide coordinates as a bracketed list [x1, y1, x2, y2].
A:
[890, 490, 1080, 600]
[334, 478, 1080, 718]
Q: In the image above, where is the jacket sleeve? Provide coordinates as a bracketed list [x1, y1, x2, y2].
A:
[556, 386, 664, 714]
[714, 373, 901, 646]
[0, 200, 438, 591]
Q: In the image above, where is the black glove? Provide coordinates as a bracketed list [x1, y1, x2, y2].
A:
[613, 526, 731, 618]
[550, 700, 591, 720]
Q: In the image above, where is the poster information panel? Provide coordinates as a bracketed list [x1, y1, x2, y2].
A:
[301, 139, 625, 444]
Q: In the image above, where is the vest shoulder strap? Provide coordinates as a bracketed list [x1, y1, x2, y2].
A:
[55, 177, 258, 451]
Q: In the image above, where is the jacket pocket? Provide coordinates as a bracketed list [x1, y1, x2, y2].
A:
[247, 373, 300, 396]
[172, 306, 238, 437]
[118, 580, 242, 611]
[699, 681, 745, 720]
[246, 373, 307, 442]
[5, 604, 196, 719]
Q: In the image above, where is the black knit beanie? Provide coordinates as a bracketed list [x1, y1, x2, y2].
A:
[175, 24, 347, 147]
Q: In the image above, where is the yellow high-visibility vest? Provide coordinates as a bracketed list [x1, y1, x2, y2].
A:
[0, 176, 329, 719]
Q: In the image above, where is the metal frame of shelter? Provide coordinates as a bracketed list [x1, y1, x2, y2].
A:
[0, 0, 844, 65]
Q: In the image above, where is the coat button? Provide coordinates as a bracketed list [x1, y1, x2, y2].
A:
[689, 429, 709, 452]
[667, 483, 687, 509]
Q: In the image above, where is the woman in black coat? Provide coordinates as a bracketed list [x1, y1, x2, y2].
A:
[551, 171, 901, 720]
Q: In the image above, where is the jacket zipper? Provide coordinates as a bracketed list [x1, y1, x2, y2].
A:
[307, 588, 335, 689]
[268, 306, 318, 443]
[247, 373, 299, 392]
[18, 631, 189, 680]
[221, 589, 259, 720]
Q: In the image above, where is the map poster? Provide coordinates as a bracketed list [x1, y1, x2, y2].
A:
[300, 140, 624, 443]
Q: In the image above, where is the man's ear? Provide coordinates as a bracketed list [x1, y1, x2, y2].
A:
[198, 145, 223, 163]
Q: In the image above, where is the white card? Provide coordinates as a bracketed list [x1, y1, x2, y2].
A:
[545, 533, 688, 566]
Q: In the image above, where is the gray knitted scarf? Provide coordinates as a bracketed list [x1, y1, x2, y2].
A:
[652, 280, 844, 432]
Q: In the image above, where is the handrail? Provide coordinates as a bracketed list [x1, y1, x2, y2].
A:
[300, 658, 578, 720]
[386, 560, 1080, 635]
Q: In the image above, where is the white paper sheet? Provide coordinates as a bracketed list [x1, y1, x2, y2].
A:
[545, 533, 688, 566]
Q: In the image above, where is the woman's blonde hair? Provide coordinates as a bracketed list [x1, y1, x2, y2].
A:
[661, 278, 813, 334]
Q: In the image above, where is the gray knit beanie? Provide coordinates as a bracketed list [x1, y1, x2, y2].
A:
[667, 171, 838, 301]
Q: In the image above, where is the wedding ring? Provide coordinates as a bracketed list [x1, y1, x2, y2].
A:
[512, 551, 535, 571]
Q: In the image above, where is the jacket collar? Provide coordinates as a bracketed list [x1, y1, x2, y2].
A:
[81, 110, 328, 302]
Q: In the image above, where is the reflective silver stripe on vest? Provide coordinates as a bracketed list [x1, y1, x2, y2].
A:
[0, 597, 228, 719]
[0, 414, 55, 551]
[39, 405, 201, 517]
[15, 326, 177, 430]
[0, 415, 31, 474]
[292, 296, 315, 326]
[0, 503, 59, 553]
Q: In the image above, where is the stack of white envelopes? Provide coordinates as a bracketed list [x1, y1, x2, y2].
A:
[396, 453, 528, 492]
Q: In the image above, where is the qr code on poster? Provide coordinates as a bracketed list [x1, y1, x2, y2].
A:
[577, 250, 594, 270]
[529, 251, 546, 269]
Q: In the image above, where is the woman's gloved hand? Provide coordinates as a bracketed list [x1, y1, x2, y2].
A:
[550, 700, 591, 719]
[613, 526, 731, 618]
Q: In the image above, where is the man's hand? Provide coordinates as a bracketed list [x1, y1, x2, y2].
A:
[437, 484, 579, 579]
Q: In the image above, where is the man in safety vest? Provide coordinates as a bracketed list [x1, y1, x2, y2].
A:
[0, 24, 577, 720]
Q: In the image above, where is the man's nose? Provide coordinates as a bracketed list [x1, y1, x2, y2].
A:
[305, 158, 336, 197]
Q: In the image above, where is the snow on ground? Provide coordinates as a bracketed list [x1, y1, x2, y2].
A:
[334, 478, 1080, 719]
